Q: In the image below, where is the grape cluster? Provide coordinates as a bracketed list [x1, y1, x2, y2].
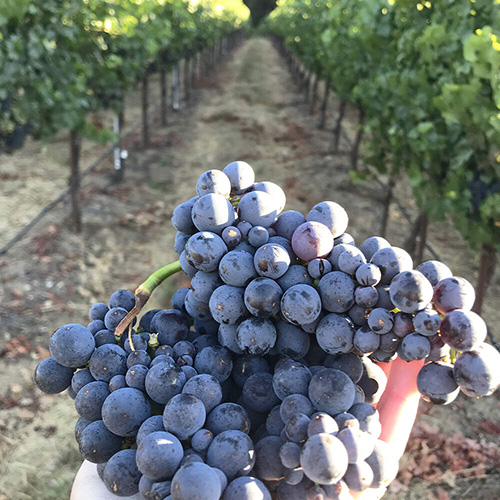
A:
[34, 162, 500, 499]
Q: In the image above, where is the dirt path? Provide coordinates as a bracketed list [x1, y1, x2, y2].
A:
[0, 38, 499, 500]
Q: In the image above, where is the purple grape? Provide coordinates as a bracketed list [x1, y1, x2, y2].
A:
[359, 236, 390, 261]
[300, 433, 349, 484]
[291, 221, 334, 261]
[244, 277, 283, 318]
[307, 201, 349, 238]
[307, 412, 339, 437]
[433, 276, 475, 315]
[184, 232, 228, 273]
[196, 169, 231, 198]
[248, 226, 270, 247]
[417, 362, 459, 405]
[318, 271, 355, 313]
[254, 243, 291, 279]
[273, 210, 306, 239]
[172, 200, 197, 234]
[253, 181, 286, 213]
[182, 374, 223, 413]
[400, 333, 431, 360]
[354, 286, 378, 308]
[370, 246, 413, 285]
[337, 246, 366, 275]
[103, 449, 141, 496]
[440, 309, 487, 351]
[355, 263, 382, 286]
[191, 193, 236, 234]
[316, 313, 355, 354]
[453, 343, 500, 397]
[209, 285, 247, 325]
[308, 368, 356, 415]
[417, 260, 452, 287]
[353, 326, 380, 354]
[275, 321, 310, 359]
[238, 190, 278, 227]
[34, 357, 74, 394]
[281, 284, 322, 326]
[221, 226, 242, 248]
[389, 270, 433, 313]
[223, 161, 255, 194]
[236, 317, 277, 356]
[49, 324, 95, 368]
[277, 264, 313, 291]
[219, 250, 257, 287]
[413, 308, 441, 337]
[367, 308, 393, 334]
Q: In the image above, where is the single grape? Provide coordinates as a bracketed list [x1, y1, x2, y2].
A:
[184, 231, 228, 272]
[324, 353, 363, 383]
[184, 290, 211, 321]
[125, 364, 148, 391]
[223, 161, 255, 194]
[218, 250, 257, 287]
[109, 374, 127, 392]
[172, 200, 197, 234]
[300, 433, 349, 484]
[244, 277, 283, 318]
[209, 285, 247, 325]
[337, 246, 366, 275]
[337, 427, 375, 464]
[206, 430, 255, 480]
[273, 210, 306, 240]
[389, 270, 433, 313]
[74, 381, 110, 422]
[103, 449, 141, 496]
[180, 250, 198, 278]
[194, 346, 233, 382]
[136, 415, 165, 446]
[433, 276, 475, 314]
[49, 324, 95, 368]
[416, 362, 459, 405]
[101, 387, 151, 437]
[355, 263, 382, 286]
[191, 271, 222, 303]
[248, 226, 270, 247]
[273, 358, 312, 400]
[89, 302, 109, 321]
[307, 201, 349, 238]
[34, 357, 74, 394]
[354, 286, 378, 308]
[145, 362, 187, 404]
[104, 307, 128, 332]
[174, 231, 190, 255]
[453, 343, 500, 397]
[136, 431, 184, 481]
[274, 321, 310, 359]
[285, 412, 310, 442]
[367, 308, 393, 334]
[171, 462, 222, 500]
[318, 271, 355, 313]
[253, 181, 286, 213]
[277, 264, 313, 291]
[316, 313, 355, 355]
[191, 193, 236, 234]
[242, 373, 280, 413]
[109, 289, 135, 312]
[232, 356, 271, 387]
[78, 420, 123, 463]
[191, 429, 214, 453]
[254, 243, 290, 279]
[417, 260, 452, 287]
[222, 226, 242, 248]
[370, 246, 413, 285]
[392, 311, 414, 338]
[378, 331, 400, 353]
[253, 436, 285, 481]
[353, 326, 380, 354]
[400, 333, 431, 360]
[365, 439, 399, 488]
[309, 368, 356, 416]
[196, 169, 231, 198]
[94, 329, 116, 347]
[222, 476, 271, 500]
[359, 236, 390, 261]
[440, 309, 487, 351]
[206, 402, 251, 435]
[308, 258, 332, 279]
[89, 344, 127, 382]
[163, 393, 206, 440]
[413, 308, 441, 337]
[343, 461, 374, 492]
[281, 284, 322, 325]
[238, 190, 278, 227]
[307, 412, 339, 437]
[218, 323, 243, 354]
[236, 317, 277, 356]
[87, 320, 105, 335]
[291, 221, 334, 261]
[335, 233, 355, 245]
[182, 374, 223, 413]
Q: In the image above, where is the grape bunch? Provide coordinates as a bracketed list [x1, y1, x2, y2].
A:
[34, 161, 500, 499]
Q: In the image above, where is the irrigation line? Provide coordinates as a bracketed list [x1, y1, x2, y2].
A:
[0, 100, 161, 257]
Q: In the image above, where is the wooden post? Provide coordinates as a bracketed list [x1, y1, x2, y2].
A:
[473, 244, 497, 315]
[184, 59, 191, 101]
[351, 108, 365, 170]
[309, 74, 318, 115]
[113, 114, 123, 183]
[404, 212, 425, 259]
[319, 78, 330, 130]
[381, 177, 395, 238]
[172, 64, 180, 110]
[416, 212, 428, 264]
[332, 100, 347, 152]
[160, 69, 168, 126]
[69, 129, 82, 233]
[142, 75, 149, 148]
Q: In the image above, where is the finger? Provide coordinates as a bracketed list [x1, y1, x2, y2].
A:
[71, 460, 141, 500]
[376, 357, 424, 458]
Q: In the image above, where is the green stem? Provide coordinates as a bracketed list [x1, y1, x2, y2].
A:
[115, 260, 182, 342]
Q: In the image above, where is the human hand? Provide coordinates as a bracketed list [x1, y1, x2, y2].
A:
[71, 357, 423, 500]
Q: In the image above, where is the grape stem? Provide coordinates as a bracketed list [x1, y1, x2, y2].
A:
[114, 260, 182, 347]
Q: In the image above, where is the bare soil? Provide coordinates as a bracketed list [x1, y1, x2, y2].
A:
[0, 37, 499, 500]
